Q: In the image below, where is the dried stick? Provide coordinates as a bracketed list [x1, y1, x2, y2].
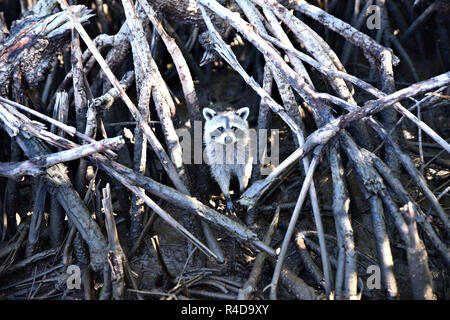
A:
[0, 224, 28, 260]
[0, 97, 76, 137]
[137, 0, 202, 123]
[103, 167, 219, 262]
[93, 71, 135, 112]
[250, 64, 272, 184]
[260, 5, 312, 84]
[0, 248, 59, 276]
[274, 0, 399, 65]
[370, 125, 450, 233]
[128, 212, 157, 259]
[25, 179, 46, 258]
[0, 136, 125, 180]
[56, 0, 189, 195]
[318, 95, 449, 232]
[198, 1, 301, 134]
[62, 226, 77, 266]
[238, 206, 280, 300]
[262, 2, 378, 153]
[121, 0, 153, 244]
[51, 91, 70, 140]
[270, 146, 324, 299]
[340, 0, 375, 66]
[380, 188, 434, 299]
[369, 152, 450, 268]
[94, 155, 274, 256]
[71, 28, 89, 136]
[255, 34, 450, 155]
[261, 0, 358, 106]
[0, 97, 116, 158]
[274, 262, 320, 300]
[102, 184, 126, 300]
[269, 16, 364, 158]
[49, 196, 64, 248]
[370, 196, 398, 299]
[71, 24, 97, 197]
[122, 0, 190, 185]
[116, 160, 274, 253]
[267, 0, 416, 158]
[378, 0, 420, 83]
[325, 98, 450, 232]
[237, 0, 331, 297]
[151, 235, 175, 281]
[294, 232, 324, 288]
[417, 98, 425, 175]
[242, 71, 450, 203]
[328, 142, 357, 299]
[340, 132, 398, 299]
[0, 114, 108, 271]
[57, 23, 131, 98]
[262, 7, 348, 298]
[376, 2, 405, 176]
[49, 90, 69, 249]
[402, 202, 434, 299]
[1, 140, 20, 239]
[0, 5, 94, 95]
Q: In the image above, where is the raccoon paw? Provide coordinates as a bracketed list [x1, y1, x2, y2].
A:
[225, 197, 236, 214]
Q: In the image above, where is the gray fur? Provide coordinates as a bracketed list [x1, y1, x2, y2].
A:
[203, 107, 253, 210]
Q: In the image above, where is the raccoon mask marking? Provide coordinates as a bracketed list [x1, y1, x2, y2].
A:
[203, 107, 250, 146]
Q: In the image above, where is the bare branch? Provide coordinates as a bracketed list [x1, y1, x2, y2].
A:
[0, 136, 124, 180]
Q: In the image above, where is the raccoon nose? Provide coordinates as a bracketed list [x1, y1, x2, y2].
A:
[224, 136, 233, 144]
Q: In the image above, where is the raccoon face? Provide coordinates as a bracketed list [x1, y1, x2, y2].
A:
[203, 107, 250, 145]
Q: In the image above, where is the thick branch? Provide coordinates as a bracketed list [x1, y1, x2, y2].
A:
[0, 136, 124, 180]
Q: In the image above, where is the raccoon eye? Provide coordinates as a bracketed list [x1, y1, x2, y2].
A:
[231, 126, 237, 131]
[217, 126, 224, 132]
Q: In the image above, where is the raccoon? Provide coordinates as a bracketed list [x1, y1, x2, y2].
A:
[203, 107, 253, 212]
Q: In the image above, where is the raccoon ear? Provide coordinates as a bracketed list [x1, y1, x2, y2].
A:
[236, 107, 250, 121]
[202, 108, 216, 121]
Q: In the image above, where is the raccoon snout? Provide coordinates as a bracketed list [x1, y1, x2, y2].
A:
[224, 136, 234, 144]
